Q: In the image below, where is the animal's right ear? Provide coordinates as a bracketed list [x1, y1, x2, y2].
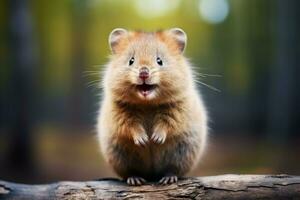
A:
[109, 28, 128, 54]
[167, 28, 187, 53]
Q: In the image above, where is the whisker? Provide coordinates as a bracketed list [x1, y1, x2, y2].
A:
[83, 71, 100, 74]
[83, 70, 100, 72]
[82, 73, 100, 78]
[194, 79, 221, 92]
[89, 64, 106, 69]
[193, 71, 222, 78]
[86, 80, 102, 88]
[196, 73, 222, 78]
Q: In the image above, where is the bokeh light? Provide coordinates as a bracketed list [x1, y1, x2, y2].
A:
[134, 0, 180, 19]
[198, 0, 229, 24]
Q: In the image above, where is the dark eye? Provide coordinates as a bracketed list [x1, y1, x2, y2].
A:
[129, 57, 135, 66]
[156, 57, 163, 66]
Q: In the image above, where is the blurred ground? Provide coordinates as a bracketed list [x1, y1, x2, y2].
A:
[1, 128, 299, 184]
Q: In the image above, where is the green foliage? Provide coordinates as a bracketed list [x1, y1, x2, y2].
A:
[1, 0, 275, 95]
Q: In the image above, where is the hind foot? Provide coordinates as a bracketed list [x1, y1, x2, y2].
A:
[159, 175, 178, 185]
[126, 177, 146, 186]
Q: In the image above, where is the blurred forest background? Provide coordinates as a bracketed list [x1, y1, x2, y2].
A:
[0, 0, 300, 184]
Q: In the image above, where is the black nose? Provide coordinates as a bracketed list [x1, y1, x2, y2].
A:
[139, 67, 149, 80]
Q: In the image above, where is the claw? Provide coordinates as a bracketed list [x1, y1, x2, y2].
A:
[126, 177, 146, 186]
[133, 133, 149, 147]
[159, 175, 178, 185]
[151, 131, 166, 144]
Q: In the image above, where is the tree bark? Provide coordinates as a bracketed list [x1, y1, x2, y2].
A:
[1, 174, 300, 199]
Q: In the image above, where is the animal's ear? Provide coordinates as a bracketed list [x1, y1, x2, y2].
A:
[109, 28, 128, 54]
[167, 28, 187, 53]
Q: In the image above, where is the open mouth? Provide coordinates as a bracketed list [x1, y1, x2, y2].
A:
[136, 83, 157, 97]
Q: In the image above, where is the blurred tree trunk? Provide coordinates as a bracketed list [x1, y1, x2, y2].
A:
[67, 1, 87, 128]
[267, 0, 300, 142]
[7, 0, 36, 177]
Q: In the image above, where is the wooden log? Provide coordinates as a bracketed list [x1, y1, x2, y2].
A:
[1, 174, 300, 199]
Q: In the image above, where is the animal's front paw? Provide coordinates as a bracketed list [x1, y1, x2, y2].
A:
[126, 177, 146, 186]
[151, 130, 167, 144]
[159, 175, 178, 185]
[133, 132, 149, 147]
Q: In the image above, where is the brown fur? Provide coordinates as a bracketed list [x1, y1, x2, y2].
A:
[97, 28, 208, 183]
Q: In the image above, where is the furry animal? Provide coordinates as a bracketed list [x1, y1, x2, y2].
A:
[97, 28, 208, 186]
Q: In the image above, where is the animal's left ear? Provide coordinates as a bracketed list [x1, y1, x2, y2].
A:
[109, 28, 128, 54]
[167, 28, 187, 53]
